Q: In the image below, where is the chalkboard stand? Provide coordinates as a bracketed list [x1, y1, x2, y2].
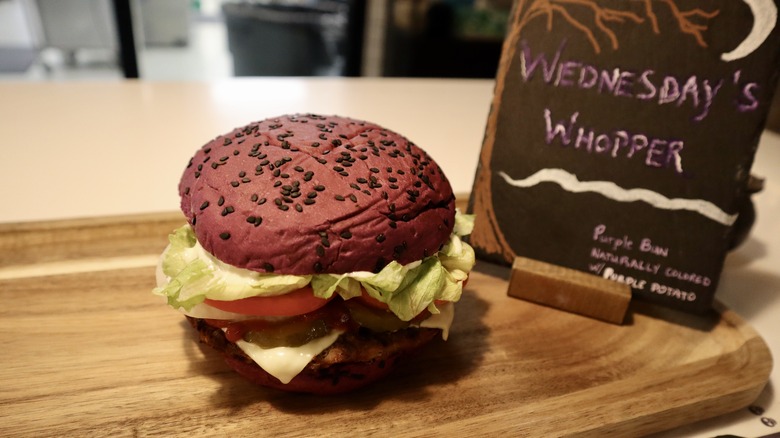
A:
[507, 257, 632, 325]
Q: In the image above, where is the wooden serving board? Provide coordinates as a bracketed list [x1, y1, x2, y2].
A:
[0, 213, 772, 437]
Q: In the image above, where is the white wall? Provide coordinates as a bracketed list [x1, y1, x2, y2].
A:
[0, 0, 37, 47]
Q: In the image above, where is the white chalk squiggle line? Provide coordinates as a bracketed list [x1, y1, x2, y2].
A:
[498, 168, 738, 226]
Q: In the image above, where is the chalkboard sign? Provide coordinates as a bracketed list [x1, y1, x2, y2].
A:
[469, 0, 780, 313]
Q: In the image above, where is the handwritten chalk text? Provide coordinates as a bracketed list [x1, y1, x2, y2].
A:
[544, 109, 684, 173]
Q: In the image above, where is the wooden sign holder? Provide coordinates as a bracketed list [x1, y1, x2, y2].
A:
[507, 256, 631, 325]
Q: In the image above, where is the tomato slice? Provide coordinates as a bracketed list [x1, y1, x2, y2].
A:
[204, 286, 333, 317]
[355, 290, 390, 310]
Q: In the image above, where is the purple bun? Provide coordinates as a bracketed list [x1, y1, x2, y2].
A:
[178, 114, 456, 275]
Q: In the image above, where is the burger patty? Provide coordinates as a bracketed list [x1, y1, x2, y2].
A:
[187, 316, 439, 371]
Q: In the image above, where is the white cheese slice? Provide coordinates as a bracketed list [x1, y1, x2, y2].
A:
[419, 301, 455, 340]
[234, 330, 343, 384]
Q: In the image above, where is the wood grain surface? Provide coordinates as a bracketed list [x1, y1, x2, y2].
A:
[0, 213, 772, 437]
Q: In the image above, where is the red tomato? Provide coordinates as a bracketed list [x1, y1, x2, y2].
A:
[356, 290, 389, 310]
[204, 287, 333, 317]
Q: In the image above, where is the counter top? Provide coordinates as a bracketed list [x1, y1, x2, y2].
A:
[1, 78, 778, 436]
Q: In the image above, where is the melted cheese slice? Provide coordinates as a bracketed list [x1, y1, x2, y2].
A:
[234, 330, 343, 384]
[230, 303, 455, 384]
[419, 301, 455, 340]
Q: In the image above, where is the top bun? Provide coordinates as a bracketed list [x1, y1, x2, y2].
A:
[178, 114, 455, 275]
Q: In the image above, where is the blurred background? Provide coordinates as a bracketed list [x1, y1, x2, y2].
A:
[0, 0, 513, 81]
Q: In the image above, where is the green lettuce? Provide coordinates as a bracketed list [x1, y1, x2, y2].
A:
[154, 212, 476, 321]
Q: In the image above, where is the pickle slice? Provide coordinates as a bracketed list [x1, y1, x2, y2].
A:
[243, 318, 330, 349]
[344, 299, 409, 332]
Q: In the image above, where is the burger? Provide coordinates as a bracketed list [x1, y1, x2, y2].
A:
[154, 113, 475, 394]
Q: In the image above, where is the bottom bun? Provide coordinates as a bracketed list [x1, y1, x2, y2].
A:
[187, 316, 439, 395]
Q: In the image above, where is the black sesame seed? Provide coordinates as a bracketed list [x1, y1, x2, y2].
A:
[251, 194, 259, 202]
[304, 198, 315, 205]
[230, 181, 239, 187]
[274, 181, 282, 187]
[294, 166, 304, 172]
[314, 185, 325, 191]
[370, 167, 380, 173]
[258, 198, 267, 205]
[376, 234, 386, 243]
[264, 263, 275, 272]
[295, 204, 303, 212]
[316, 245, 325, 257]
[219, 232, 231, 240]
[340, 231, 352, 239]
[389, 221, 397, 229]
[279, 204, 289, 211]
[218, 196, 225, 206]
[335, 195, 345, 201]
[348, 194, 357, 203]
[199, 201, 210, 210]
[314, 262, 323, 273]
[356, 177, 368, 184]
[239, 171, 246, 178]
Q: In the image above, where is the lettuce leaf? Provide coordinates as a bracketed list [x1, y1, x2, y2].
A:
[154, 212, 476, 321]
[153, 227, 310, 309]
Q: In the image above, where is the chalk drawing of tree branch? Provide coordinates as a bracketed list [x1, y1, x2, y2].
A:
[515, 0, 720, 53]
[644, 0, 720, 47]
